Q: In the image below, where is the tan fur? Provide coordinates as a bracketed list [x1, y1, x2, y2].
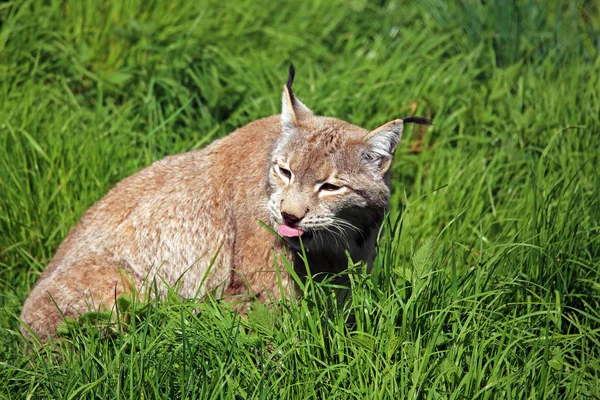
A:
[21, 67, 422, 340]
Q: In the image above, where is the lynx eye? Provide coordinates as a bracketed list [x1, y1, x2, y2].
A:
[320, 183, 343, 192]
[277, 165, 292, 180]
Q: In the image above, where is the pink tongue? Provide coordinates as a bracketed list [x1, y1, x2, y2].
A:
[278, 224, 304, 237]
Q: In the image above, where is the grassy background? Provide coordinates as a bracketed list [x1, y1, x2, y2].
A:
[1, 0, 600, 398]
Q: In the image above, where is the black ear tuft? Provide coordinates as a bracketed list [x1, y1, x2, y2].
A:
[281, 64, 313, 127]
[286, 64, 295, 94]
[402, 116, 432, 125]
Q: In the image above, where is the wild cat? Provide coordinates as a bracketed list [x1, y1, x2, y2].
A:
[20, 66, 431, 339]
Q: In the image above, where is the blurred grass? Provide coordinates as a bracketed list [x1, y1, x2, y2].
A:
[1, 0, 600, 398]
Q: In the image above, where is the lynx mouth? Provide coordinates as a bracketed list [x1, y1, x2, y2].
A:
[277, 224, 314, 248]
[278, 224, 304, 237]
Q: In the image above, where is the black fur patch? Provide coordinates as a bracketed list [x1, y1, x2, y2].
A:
[402, 116, 432, 125]
[286, 64, 295, 93]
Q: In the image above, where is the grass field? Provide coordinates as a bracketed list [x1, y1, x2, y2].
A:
[1, 0, 600, 398]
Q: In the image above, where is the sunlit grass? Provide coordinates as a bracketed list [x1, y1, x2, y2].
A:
[1, 0, 599, 398]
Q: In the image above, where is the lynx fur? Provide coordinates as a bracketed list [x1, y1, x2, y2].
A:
[20, 66, 430, 339]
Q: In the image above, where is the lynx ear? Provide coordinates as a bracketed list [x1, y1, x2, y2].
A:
[361, 117, 431, 174]
[361, 120, 404, 174]
[281, 64, 314, 129]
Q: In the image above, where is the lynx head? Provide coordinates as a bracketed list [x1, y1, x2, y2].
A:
[266, 65, 430, 251]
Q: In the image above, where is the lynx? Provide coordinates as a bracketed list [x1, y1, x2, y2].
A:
[20, 66, 430, 339]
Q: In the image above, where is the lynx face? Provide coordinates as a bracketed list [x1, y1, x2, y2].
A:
[266, 117, 390, 250]
[265, 66, 413, 251]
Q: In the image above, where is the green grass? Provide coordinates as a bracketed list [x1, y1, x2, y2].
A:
[1, 0, 600, 398]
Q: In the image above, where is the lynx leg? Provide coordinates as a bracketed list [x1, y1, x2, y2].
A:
[224, 240, 296, 309]
[223, 269, 294, 316]
[20, 255, 142, 340]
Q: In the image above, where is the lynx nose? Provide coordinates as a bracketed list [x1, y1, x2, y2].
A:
[281, 211, 302, 226]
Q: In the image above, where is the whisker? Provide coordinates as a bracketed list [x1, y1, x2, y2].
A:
[331, 217, 365, 242]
